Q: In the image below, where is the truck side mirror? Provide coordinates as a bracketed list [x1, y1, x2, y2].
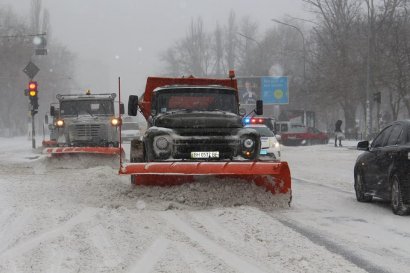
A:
[120, 103, 125, 115]
[50, 106, 55, 116]
[128, 95, 139, 116]
[45, 115, 49, 124]
[255, 100, 263, 115]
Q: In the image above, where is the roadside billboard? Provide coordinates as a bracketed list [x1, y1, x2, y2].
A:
[238, 76, 289, 105]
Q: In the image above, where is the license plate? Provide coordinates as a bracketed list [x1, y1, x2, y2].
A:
[191, 151, 219, 159]
[260, 150, 268, 155]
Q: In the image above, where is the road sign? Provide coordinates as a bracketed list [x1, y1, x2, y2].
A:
[23, 61, 40, 79]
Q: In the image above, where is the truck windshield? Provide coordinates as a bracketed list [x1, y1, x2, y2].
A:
[60, 99, 114, 116]
[155, 88, 238, 114]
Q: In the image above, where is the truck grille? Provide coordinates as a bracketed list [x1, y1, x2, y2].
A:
[70, 124, 107, 142]
[75, 124, 102, 137]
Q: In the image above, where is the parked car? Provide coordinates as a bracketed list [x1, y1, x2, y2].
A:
[354, 120, 410, 215]
[245, 124, 281, 160]
[121, 121, 141, 142]
[275, 121, 329, 146]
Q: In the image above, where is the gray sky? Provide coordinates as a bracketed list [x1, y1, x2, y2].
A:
[3, 0, 309, 96]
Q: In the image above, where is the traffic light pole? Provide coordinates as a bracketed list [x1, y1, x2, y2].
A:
[31, 110, 36, 149]
[27, 81, 39, 149]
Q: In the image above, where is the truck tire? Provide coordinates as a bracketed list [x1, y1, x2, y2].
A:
[130, 139, 144, 163]
[391, 175, 409, 215]
[130, 139, 145, 186]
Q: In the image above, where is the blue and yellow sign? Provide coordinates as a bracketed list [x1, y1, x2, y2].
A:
[261, 76, 289, 104]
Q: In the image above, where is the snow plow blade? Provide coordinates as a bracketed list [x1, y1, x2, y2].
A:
[119, 161, 291, 195]
[43, 147, 124, 157]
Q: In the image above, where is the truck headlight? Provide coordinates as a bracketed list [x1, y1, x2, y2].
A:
[111, 117, 122, 126]
[56, 119, 64, 127]
[153, 135, 172, 159]
[243, 138, 254, 149]
[155, 136, 169, 150]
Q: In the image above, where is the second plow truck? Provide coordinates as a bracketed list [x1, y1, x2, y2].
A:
[120, 72, 291, 202]
[43, 91, 124, 157]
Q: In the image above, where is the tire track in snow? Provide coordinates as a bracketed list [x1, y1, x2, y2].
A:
[126, 236, 169, 273]
[293, 177, 354, 194]
[0, 208, 97, 261]
[0, 208, 14, 232]
[253, 174, 392, 273]
[45, 248, 64, 273]
[0, 209, 34, 253]
[0, 259, 19, 273]
[174, 242, 213, 273]
[274, 216, 391, 273]
[88, 224, 122, 267]
[188, 211, 237, 243]
[160, 211, 274, 273]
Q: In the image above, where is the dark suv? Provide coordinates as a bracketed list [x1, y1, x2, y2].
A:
[354, 120, 410, 215]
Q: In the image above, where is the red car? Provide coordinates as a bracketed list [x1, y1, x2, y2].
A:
[275, 122, 329, 146]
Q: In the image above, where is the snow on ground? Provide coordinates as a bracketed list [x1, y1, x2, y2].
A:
[282, 141, 410, 273]
[0, 137, 408, 272]
[281, 140, 362, 192]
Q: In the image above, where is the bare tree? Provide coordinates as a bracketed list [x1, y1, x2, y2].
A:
[304, 0, 365, 133]
[0, 3, 76, 136]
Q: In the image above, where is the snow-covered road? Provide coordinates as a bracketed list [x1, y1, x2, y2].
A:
[0, 138, 409, 273]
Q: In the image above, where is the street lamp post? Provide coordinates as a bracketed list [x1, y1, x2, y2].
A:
[237, 32, 264, 76]
[271, 19, 306, 90]
[271, 19, 307, 126]
[237, 32, 263, 50]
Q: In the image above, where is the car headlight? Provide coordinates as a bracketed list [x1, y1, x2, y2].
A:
[155, 136, 169, 150]
[56, 119, 64, 127]
[243, 138, 254, 148]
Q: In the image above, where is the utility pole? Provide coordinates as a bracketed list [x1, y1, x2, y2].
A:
[271, 19, 307, 126]
[365, 0, 374, 139]
[236, 32, 263, 75]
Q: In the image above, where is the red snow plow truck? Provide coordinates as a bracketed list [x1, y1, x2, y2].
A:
[119, 72, 291, 201]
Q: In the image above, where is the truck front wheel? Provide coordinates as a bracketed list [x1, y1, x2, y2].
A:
[130, 139, 144, 163]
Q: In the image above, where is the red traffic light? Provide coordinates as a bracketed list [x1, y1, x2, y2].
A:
[28, 81, 38, 97]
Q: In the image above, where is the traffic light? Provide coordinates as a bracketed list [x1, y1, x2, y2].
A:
[28, 81, 38, 97]
[373, 92, 381, 104]
[28, 81, 39, 114]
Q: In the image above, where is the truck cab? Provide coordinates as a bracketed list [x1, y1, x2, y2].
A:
[51, 92, 121, 147]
